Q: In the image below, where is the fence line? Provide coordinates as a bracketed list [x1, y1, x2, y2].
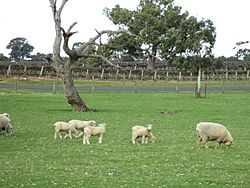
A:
[1, 63, 250, 81]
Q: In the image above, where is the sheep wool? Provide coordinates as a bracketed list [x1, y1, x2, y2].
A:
[0, 113, 13, 135]
[196, 122, 233, 149]
[131, 124, 155, 144]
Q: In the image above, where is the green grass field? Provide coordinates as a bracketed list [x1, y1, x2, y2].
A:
[0, 90, 249, 187]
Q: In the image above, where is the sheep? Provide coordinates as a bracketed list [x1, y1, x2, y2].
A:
[68, 120, 96, 137]
[53, 121, 78, 139]
[196, 122, 233, 149]
[1, 113, 11, 119]
[0, 113, 13, 135]
[131, 124, 155, 144]
[83, 123, 106, 144]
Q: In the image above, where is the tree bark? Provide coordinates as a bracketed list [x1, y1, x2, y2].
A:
[147, 45, 157, 70]
[61, 59, 89, 112]
[49, 0, 129, 112]
[50, 0, 89, 112]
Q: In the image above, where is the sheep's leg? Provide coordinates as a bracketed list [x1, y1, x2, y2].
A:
[86, 135, 90, 144]
[142, 135, 145, 144]
[78, 131, 83, 138]
[68, 131, 72, 139]
[83, 135, 86, 144]
[131, 135, 137, 144]
[204, 141, 209, 149]
[132, 138, 136, 144]
[54, 132, 57, 139]
[150, 133, 156, 143]
[59, 132, 63, 139]
[98, 134, 103, 144]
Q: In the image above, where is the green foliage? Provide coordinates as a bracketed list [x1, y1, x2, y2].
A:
[104, 0, 216, 70]
[6, 37, 34, 61]
[30, 52, 50, 61]
[233, 41, 250, 61]
[0, 53, 9, 61]
[0, 91, 250, 187]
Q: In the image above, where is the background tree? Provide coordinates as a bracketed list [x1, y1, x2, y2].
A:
[233, 41, 250, 61]
[0, 53, 9, 61]
[164, 17, 216, 97]
[104, 0, 189, 70]
[106, 0, 216, 97]
[30, 52, 51, 61]
[6, 37, 34, 61]
[49, 0, 128, 112]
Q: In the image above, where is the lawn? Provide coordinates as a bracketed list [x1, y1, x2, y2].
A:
[0, 90, 249, 187]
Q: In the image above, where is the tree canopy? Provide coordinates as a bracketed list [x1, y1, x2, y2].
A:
[104, 0, 216, 70]
[6, 37, 34, 61]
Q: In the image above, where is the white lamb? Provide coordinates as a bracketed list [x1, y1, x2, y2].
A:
[0, 113, 13, 135]
[83, 123, 106, 144]
[131, 124, 155, 144]
[54, 121, 78, 139]
[68, 120, 96, 137]
[196, 122, 233, 149]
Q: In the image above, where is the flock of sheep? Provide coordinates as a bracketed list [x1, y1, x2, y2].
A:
[0, 112, 234, 148]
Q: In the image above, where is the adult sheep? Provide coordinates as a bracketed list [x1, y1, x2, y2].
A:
[0, 113, 13, 135]
[196, 122, 233, 149]
[131, 124, 155, 144]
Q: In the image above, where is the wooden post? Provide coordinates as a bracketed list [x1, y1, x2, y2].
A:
[134, 80, 137, 93]
[7, 65, 11, 76]
[154, 70, 157, 80]
[52, 81, 56, 94]
[123, 73, 126, 85]
[86, 69, 89, 79]
[247, 70, 249, 79]
[14, 76, 18, 93]
[166, 71, 169, 81]
[176, 86, 179, 94]
[204, 81, 207, 97]
[39, 66, 44, 77]
[24, 66, 27, 74]
[178, 71, 182, 81]
[235, 70, 238, 80]
[141, 70, 144, 80]
[222, 79, 225, 93]
[92, 76, 95, 94]
[101, 69, 104, 79]
[190, 72, 193, 81]
[225, 70, 228, 80]
[115, 69, 119, 79]
[129, 70, 132, 79]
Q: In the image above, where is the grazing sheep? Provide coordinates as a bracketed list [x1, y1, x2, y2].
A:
[131, 124, 155, 144]
[68, 120, 96, 137]
[53, 121, 78, 139]
[0, 113, 13, 135]
[196, 122, 233, 149]
[1, 113, 11, 119]
[83, 123, 106, 144]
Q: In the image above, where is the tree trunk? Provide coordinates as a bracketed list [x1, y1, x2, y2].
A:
[195, 65, 202, 97]
[147, 45, 157, 70]
[61, 59, 89, 112]
[147, 55, 155, 70]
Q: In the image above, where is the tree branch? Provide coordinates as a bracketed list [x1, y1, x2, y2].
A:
[76, 29, 130, 54]
[88, 54, 121, 68]
[59, 22, 79, 59]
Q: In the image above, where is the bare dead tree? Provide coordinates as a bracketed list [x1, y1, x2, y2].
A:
[49, 0, 128, 112]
